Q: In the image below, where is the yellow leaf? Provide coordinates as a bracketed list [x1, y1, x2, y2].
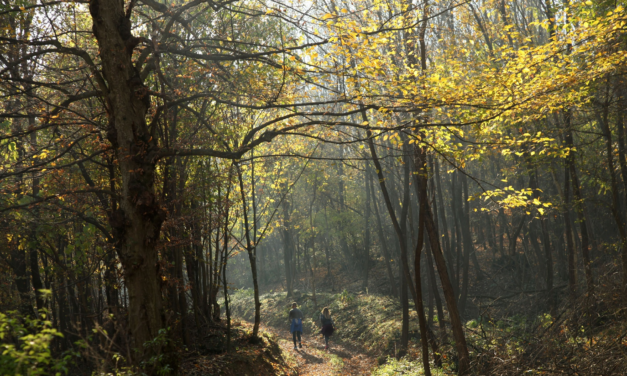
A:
[322, 13, 334, 20]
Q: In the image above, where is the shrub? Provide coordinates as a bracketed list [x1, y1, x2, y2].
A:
[338, 290, 354, 307]
[371, 357, 448, 376]
[0, 311, 73, 376]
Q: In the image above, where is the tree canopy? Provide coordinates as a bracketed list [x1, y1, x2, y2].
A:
[2, 0, 627, 375]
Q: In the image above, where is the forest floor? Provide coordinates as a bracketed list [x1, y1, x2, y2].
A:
[260, 323, 375, 375]
[229, 289, 444, 375]
[178, 318, 375, 376]
[179, 321, 294, 376]
[228, 264, 627, 375]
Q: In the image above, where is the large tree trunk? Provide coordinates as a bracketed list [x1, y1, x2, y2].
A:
[89, 0, 167, 366]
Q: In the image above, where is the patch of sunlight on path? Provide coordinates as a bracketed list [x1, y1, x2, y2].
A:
[261, 324, 376, 375]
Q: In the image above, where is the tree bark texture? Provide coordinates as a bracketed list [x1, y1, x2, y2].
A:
[89, 0, 167, 363]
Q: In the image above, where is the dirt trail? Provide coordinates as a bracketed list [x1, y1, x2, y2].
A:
[261, 324, 376, 375]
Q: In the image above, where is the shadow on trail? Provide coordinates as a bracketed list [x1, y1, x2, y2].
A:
[258, 323, 377, 375]
[328, 348, 352, 359]
[295, 350, 323, 364]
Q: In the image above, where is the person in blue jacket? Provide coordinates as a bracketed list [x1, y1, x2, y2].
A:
[288, 302, 303, 350]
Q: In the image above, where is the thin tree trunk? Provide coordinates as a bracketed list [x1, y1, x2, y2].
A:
[434, 158, 454, 273]
[29, 130, 44, 312]
[510, 215, 526, 257]
[597, 108, 627, 290]
[415, 178, 432, 376]
[11, 246, 33, 316]
[457, 173, 472, 318]
[306, 180, 318, 306]
[564, 166, 577, 299]
[222, 221, 231, 353]
[400, 272, 410, 354]
[399, 144, 412, 352]
[526, 153, 554, 309]
[176, 246, 189, 346]
[237, 163, 261, 337]
[616, 89, 627, 289]
[426, 232, 447, 346]
[449, 173, 461, 297]
[370, 170, 398, 296]
[565, 111, 594, 294]
[363, 167, 372, 290]
[282, 200, 295, 298]
[415, 145, 470, 375]
[364, 121, 415, 355]
[185, 243, 202, 335]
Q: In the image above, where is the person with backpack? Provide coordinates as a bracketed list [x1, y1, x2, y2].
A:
[320, 307, 335, 350]
[288, 302, 303, 350]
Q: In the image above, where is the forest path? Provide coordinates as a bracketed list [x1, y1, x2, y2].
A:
[261, 324, 376, 375]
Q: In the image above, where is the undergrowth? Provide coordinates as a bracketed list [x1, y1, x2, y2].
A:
[467, 280, 627, 375]
[180, 321, 295, 376]
[231, 278, 627, 375]
[372, 357, 448, 376]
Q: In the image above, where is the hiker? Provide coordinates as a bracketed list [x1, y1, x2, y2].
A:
[288, 302, 303, 350]
[320, 307, 335, 350]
